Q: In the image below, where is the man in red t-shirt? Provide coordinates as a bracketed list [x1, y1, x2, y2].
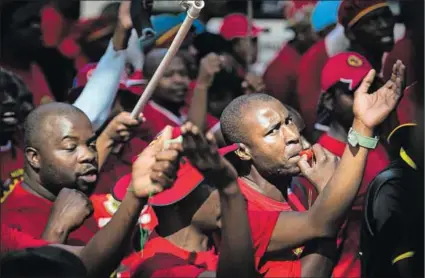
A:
[1, 103, 141, 246]
[142, 49, 221, 140]
[315, 52, 391, 277]
[201, 64, 402, 277]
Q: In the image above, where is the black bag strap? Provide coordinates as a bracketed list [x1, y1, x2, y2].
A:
[363, 162, 405, 237]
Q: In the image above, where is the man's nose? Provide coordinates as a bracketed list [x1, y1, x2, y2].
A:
[79, 145, 97, 164]
[282, 125, 300, 145]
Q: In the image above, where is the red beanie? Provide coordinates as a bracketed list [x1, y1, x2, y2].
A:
[338, 0, 389, 29]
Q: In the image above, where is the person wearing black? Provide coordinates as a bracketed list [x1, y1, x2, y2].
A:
[360, 123, 424, 278]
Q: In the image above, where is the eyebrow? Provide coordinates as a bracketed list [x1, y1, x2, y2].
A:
[61, 136, 79, 142]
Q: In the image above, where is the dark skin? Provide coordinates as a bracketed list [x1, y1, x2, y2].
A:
[144, 49, 190, 116]
[24, 109, 98, 200]
[346, 6, 396, 73]
[39, 126, 182, 278]
[187, 61, 405, 275]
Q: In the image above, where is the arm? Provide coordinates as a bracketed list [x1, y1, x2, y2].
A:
[181, 123, 256, 278]
[268, 62, 405, 251]
[300, 238, 336, 277]
[187, 53, 221, 131]
[216, 181, 256, 278]
[73, 3, 133, 131]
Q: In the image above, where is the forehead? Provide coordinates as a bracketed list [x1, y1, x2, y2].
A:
[167, 56, 187, 70]
[44, 113, 93, 141]
[241, 100, 288, 129]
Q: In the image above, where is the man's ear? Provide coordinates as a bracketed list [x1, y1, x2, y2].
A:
[235, 143, 252, 161]
[25, 147, 41, 170]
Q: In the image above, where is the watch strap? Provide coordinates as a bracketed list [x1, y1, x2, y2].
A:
[348, 128, 379, 149]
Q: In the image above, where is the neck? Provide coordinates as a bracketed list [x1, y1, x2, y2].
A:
[22, 172, 56, 202]
[327, 121, 349, 142]
[349, 43, 384, 72]
[165, 225, 209, 252]
[242, 165, 289, 202]
[151, 97, 182, 117]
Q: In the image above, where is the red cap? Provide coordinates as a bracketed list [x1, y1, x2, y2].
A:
[72, 64, 145, 96]
[114, 143, 240, 206]
[220, 13, 265, 40]
[321, 52, 372, 92]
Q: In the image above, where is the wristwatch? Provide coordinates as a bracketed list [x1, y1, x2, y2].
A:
[347, 128, 379, 149]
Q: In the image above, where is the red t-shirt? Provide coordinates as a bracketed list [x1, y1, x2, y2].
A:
[129, 233, 218, 277]
[95, 138, 149, 195]
[317, 133, 390, 277]
[1, 143, 25, 200]
[296, 40, 329, 135]
[263, 44, 301, 109]
[143, 101, 220, 138]
[237, 178, 305, 277]
[1, 182, 98, 246]
[0, 63, 55, 106]
[1, 224, 49, 253]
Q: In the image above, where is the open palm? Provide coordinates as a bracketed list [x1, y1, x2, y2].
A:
[353, 60, 405, 129]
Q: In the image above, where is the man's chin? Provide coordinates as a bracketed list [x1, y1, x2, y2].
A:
[77, 181, 97, 196]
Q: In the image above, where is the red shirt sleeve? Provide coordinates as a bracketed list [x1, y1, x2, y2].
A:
[1, 224, 49, 253]
[247, 210, 280, 261]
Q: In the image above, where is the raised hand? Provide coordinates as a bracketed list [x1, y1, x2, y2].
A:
[181, 122, 238, 187]
[242, 73, 266, 94]
[42, 188, 94, 242]
[353, 60, 405, 129]
[197, 52, 223, 86]
[103, 112, 146, 144]
[131, 126, 182, 198]
[297, 144, 339, 193]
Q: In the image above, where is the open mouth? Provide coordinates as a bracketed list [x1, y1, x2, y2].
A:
[79, 169, 98, 183]
[1, 112, 18, 125]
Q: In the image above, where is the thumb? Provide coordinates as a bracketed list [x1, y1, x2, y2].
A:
[355, 69, 376, 97]
[297, 155, 312, 176]
[150, 125, 173, 151]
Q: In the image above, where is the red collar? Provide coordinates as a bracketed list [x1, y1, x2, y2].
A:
[317, 133, 346, 157]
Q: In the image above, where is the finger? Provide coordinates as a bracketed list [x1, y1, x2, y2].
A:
[312, 144, 326, 164]
[155, 149, 180, 163]
[355, 69, 376, 97]
[297, 155, 312, 176]
[322, 147, 336, 160]
[150, 171, 175, 188]
[151, 161, 178, 178]
[167, 142, 184, 153]
[151, 125, 173, 151]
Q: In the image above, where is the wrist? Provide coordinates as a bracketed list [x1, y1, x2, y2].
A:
[42, 221, 71, 243]
[352, 119, 374, 137]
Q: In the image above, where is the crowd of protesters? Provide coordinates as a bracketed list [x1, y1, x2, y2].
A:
[0, 0, 423, 277]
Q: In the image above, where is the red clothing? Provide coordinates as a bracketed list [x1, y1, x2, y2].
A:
[297, 40, 329, 135]
[237, 178, 305, 277]
[383, 36, 415, 87]
[129, 233, 218, 277]
[143, 101, 220, 138]
[1, 182, 98, 246]
[0, 63, 55, 106]
[317, 133, 390, 277]
[1, 143, 25, 201]
[95, 138, 149, 194]
[263, 44, 301, 109]
[1, 224, 49, 253]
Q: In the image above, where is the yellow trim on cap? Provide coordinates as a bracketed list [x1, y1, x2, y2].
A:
[155, 24, 182, 46]
[387, 123, 417, 144]
[392, 251, 415, 265]
[347, 2, 389, 28]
